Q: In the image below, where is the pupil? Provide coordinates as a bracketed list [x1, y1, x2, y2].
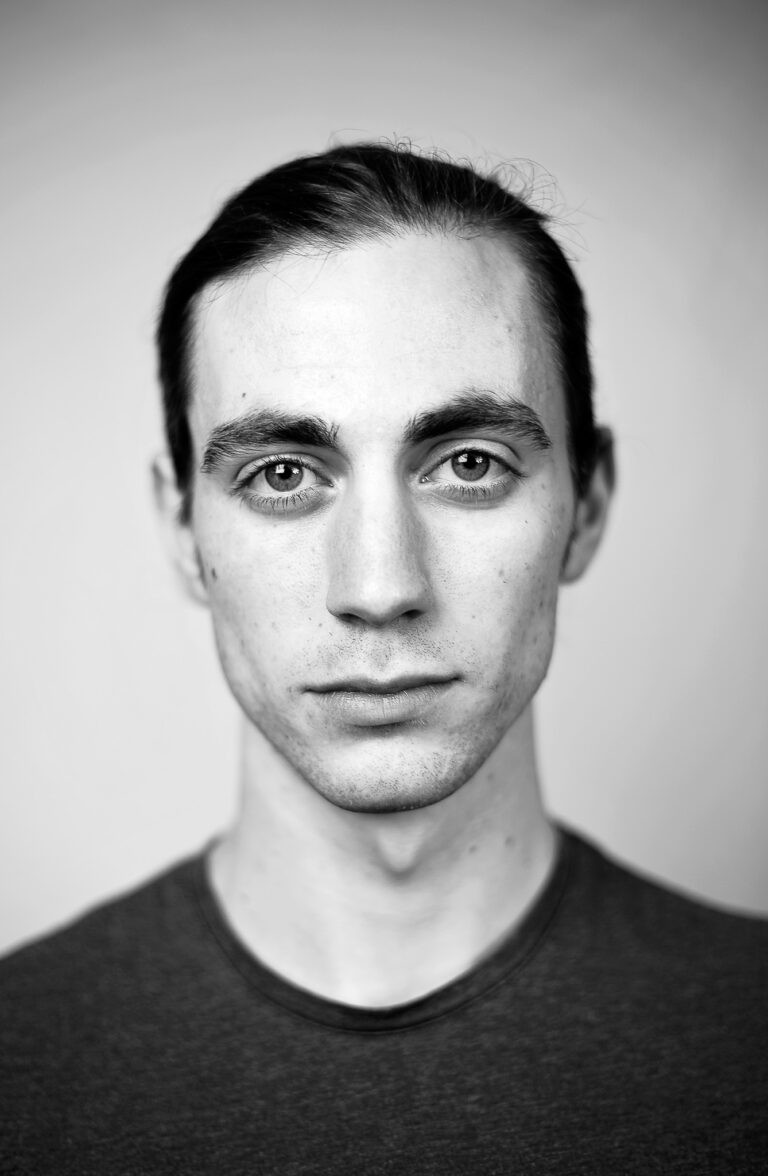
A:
[452, 451, 489, 482]
[265, 461, 303, 492]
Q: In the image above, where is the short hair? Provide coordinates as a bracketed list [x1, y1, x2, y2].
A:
[157, 142, 599, 517]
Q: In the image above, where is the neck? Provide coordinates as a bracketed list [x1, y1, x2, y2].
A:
[210, 707, 556, 1008]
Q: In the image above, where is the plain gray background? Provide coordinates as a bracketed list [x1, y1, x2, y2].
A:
[2, 0, 767, 954]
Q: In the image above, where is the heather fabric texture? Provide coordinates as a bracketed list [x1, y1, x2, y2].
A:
[1, 829, 766, 1175]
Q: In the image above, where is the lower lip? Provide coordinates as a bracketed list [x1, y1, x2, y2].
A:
[312, 682, 453, 726]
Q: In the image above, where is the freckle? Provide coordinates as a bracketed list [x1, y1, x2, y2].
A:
[504, 835, 516, 849]
[210, 566, 218, 580]
[241, 391, 246, 398]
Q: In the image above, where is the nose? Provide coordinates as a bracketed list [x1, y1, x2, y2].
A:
[325, 480, 431, 626]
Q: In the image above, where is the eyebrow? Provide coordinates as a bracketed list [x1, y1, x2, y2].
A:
[200, 388, 551, 475]
[404, 389, 552, 451]
[201, 409, 340, 474]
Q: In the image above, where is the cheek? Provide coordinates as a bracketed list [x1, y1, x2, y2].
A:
[436, 507, 568, 674]
[493, 551, 560, 653]
[197, 516, 325, 677]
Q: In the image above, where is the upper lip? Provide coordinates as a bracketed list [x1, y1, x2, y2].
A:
[311, 674, 456, 695]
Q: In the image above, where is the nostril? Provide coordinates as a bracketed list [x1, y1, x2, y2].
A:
[332, 603, 426, 628]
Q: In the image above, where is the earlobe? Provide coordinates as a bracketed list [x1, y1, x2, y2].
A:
[151, 454, 209, 606]
[560, 427, 615, 584]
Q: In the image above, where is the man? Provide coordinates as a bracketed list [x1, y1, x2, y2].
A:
[1, 143, 766, 1172]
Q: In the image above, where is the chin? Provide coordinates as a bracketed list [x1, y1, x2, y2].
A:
[312, 782, 454, 815]
[299, 740, 493, 815]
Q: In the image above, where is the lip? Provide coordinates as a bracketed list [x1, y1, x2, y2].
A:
[308, 675, 457, 726]
[313, 674, 455, 695]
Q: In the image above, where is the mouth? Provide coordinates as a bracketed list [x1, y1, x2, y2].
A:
[307, 674, 458, 727]
[312, 674, 456, 695]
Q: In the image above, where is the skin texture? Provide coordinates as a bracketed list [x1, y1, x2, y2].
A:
[155, 230, 612, 1005]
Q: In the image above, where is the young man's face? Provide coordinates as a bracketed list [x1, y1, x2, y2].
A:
[175, 232, 595, 813]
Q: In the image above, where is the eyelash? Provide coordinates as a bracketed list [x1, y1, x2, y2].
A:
[232, 447, 524, 515]
[422, 446, 524, 503]
[231, 454, 327, 514]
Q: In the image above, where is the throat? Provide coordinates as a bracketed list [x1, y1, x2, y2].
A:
[209, 815, 558, 1008]
[208, 722, 556, 1007]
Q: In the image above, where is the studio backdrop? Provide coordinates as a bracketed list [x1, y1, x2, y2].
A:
[1, 0, 766, 953]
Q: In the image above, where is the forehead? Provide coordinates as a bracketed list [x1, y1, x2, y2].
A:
[189, 231, 563, 445]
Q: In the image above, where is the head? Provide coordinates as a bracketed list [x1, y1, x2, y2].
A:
[154, 142, 613, 813]
[159, 144, 606, 522]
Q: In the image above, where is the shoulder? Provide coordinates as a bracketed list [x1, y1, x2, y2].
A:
[0, 853, 208, 1042]
[0, 853, 218, 1160]
[2, 851, 204, 957]
[560, 825, 768, 1000]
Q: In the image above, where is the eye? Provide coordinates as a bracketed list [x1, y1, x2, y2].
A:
[448, 451, 492, 482]
[260, 460, 309, 494]
[233, 455, 331, 515]
[421, 446, 522, 504]
[426, 447, 512, 485]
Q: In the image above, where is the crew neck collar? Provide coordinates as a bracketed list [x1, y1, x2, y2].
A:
[192, 827, 573, 1034]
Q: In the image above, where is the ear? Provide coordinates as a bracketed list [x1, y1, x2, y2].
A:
[151, 454, 209, 606]
[560, 427, 615, 584]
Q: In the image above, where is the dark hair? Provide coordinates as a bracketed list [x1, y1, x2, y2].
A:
[157, 142, 599, 515]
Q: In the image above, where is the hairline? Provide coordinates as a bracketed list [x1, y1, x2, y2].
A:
[181, 222, 570, 514]
[175, 218, 573, 522]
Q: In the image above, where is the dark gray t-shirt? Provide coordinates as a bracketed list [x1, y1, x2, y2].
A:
[1, 828, 766, 1174]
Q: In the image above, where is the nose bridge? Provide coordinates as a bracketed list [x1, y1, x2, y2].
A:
[325, 469, 430, 625]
